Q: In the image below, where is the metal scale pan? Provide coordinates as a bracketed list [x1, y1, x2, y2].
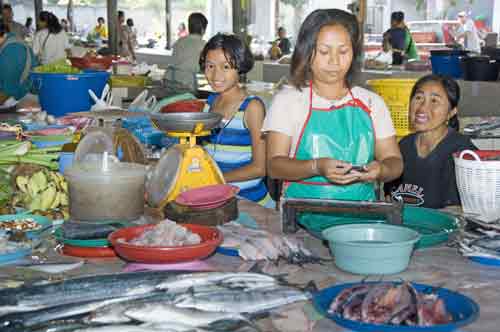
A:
[149, 112, 223, 133]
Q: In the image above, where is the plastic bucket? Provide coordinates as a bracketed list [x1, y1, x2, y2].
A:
[430, 50, 468, 78]
[30, 71, 110, 117]
[461, 56, 499, 81]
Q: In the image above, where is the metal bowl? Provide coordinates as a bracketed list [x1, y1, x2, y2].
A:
[149, 112, 223, 133]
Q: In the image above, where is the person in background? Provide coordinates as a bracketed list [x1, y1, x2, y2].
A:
[0, 21, 38, 110]
[276, 26, 291, 56]
[24, 17, 35, 37]
[177, 22, 188, 39]
[171, 12, 208, 90]
[385, 74, 476, 209]
[60, 18, 69, 33]
[126, 18, 138, 49]
[33, 11, 71, 65]
[383, 11, 418, 65]
[94, 17, 108, 40]
[455, 11, 481, 52]
[263, 9, 403, 233]
[200, 33, 272, 207]
[117, 10, 136, 61]
[1, 4, 27, 40]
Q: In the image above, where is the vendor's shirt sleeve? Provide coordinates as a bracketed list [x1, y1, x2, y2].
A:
[262, 87, 303, 137]
[353, 87, 396, 139]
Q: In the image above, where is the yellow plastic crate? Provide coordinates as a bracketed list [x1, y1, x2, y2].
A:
[110, 75, 148, 88]
[367, 78, 418, 137]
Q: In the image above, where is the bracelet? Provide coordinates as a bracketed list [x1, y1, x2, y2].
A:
[311, 158, 318, 175]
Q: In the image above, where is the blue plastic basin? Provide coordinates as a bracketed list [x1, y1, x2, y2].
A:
[30, 71, 110, 117]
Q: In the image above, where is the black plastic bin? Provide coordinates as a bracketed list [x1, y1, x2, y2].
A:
[461, 56, 500, 81]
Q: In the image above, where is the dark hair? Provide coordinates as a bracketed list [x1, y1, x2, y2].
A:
[25, 17, 33, 28]
[0, 21, 7, 37]
[391, 11, 404, 23]
[2, 4, 12, 12]
[410, 74, 460, 130]
[290, 9, 360, 90]
[278, 27, 285, 33]
[126, 18, 134, 27]
[98, 17, 105, 23]
[39, 11, 62, 34]
[188, 12, 208, 35]
[199, 33, 254, 75]
[118, 11, 125, 19]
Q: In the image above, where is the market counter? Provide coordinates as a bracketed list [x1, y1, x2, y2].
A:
[0, 199, 499, 332]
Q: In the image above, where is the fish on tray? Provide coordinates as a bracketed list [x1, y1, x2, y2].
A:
[459, 235, 500, 259]
[328, 281, 452, 326]
[218, 222, 327, 265]
[0, 270, 188, 316]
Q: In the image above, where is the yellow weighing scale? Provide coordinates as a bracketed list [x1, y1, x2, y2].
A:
[146, 112, 225, 209]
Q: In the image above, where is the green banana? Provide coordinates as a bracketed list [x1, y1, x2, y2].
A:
[40, 185, 57, 210]
[59, 192, 69, 206]
[28, 194, 43, 211]
[50, 191, 61, 209]
[16, 176, 29, 193]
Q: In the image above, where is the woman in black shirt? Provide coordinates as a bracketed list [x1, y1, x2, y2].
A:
[385, 74, 476, 208]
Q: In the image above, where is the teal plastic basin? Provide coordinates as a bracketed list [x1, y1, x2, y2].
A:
[322, 224, 421, 275]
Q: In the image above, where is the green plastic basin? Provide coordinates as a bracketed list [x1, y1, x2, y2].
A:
[322, 223, 421, 275]
[307, 206, 458, 249]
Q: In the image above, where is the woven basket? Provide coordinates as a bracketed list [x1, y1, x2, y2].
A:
[454, 150, 500, 222]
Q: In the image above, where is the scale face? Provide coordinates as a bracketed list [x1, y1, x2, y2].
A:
[146, 112, 225, 209]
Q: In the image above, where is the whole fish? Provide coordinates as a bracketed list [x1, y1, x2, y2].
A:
[86, 293, 174, 324]
[173, 286, 310, 314]
[123, 301, 247, 326]
[155, 272, 278, 293]
[0, 270, 187, 316]
[29, 322, 90, 332]
[74, 324, 172, 332]
[0, 294, 160, 330]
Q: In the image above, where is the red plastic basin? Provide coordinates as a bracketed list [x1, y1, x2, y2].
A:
[108, 224, 223, 264]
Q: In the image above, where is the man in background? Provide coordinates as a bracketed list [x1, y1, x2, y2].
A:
[276, 27, 291, 56]
[1, 4, 27, 40]
[455, 11, 481, 53]
[171, 12, 208, 91]
[117, 10, 136, 61]
[94, 17, 108, 40]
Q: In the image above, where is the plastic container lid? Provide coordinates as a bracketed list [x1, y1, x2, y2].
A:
[146, 147, 181, 207]
[74, 130, 114, 164]
[65, 161, 147, 181]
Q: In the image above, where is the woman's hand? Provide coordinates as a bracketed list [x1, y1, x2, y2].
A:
[317, 158, 360, 185]
[353, 160, 382, 183]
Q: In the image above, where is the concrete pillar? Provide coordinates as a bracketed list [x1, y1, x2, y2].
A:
[165, 0, 171, 49]
[207, 0, 232, 37]
[252, 0, 274, 41]
[107, 0, 118, 55]
[34, 0, 43, 28]
[493, 0, 500, 37]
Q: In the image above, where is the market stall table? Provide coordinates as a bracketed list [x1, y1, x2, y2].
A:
[0, 199, 498, 332]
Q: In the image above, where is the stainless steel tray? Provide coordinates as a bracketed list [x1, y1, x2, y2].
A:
[150, 112, 222, 132]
